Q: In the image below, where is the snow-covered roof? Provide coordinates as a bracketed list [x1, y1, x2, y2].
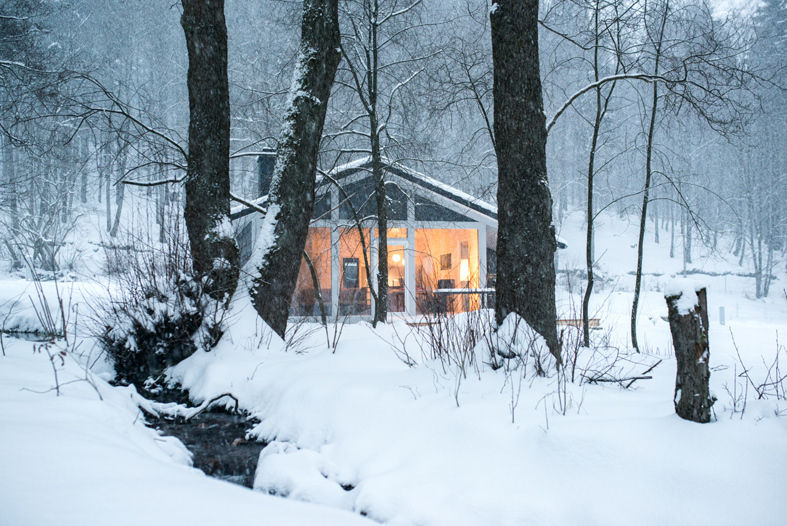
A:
[323, 156, 498, 221]
[231, 156, 498, 223]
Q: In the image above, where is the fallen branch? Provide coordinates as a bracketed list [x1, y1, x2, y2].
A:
[583, 374, 653, 385]
[184, 393, 240, 421]
[626, 359, 663, 388]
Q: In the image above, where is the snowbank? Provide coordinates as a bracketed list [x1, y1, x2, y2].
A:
[0, 337, 374, 526]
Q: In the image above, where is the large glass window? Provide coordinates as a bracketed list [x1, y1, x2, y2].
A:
[387, 245, 406, 312]
[291, 228, 332, 316]
[338, 227, 371, 316]
[415, 229, 479, 314]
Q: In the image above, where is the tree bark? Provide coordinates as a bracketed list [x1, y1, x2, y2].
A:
[250, 0, 341, 338]
[181, 0, 239, 304]
[665, 287, 715, 423]
[491, 0, 560, 364]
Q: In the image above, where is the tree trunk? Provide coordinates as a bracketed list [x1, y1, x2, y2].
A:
[250, 0, 341, 338]
[490, 0, 560, 364]
[181, 0, 239, 304]
[632, 0, 669, 352]
[109, 147, 127, 238]
[665, 287, 715, 423]
[105, 168, 111, 232]
[80, 136, 88, 204]
[372, 143, 389, 326]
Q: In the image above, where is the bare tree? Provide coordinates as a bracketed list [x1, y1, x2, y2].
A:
[250, 0, 342, 338]
[334, 0, 429, 325]
[630, 0, 757, 350]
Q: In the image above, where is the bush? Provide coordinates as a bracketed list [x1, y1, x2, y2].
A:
[97, 227, 225, 391]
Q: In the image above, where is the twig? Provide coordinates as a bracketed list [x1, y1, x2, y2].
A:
[625, 359, 663, 388]
[584, 375, 653, 385]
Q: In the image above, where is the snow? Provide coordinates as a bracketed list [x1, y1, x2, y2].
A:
[1, 207, 786, 526]
[166, 294, 787, 526]
[664, 278, 708, 314]
[0, 337, 374, 526]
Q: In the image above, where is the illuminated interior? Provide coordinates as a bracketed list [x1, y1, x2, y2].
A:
[388, 245, 406, 312]
[338, 227, 371, 315]
[291, 228, 332, 316]
[375, 228, 407, 239]
[291, 226, 484, 317]
[414, 228, 479, 314]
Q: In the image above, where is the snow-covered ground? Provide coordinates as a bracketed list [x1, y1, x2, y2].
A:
[1, 209, 786, 525]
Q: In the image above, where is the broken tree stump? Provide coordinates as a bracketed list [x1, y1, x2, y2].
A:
[665, 286, 715, 423]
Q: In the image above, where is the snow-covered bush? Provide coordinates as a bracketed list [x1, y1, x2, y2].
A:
[97, 232, 225, 391]
[484, 313, 557, 376]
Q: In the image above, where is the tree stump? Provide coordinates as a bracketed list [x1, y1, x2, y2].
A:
[665, 287, 715, 423]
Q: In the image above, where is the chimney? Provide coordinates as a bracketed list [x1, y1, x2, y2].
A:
[257, 149, 276, 197]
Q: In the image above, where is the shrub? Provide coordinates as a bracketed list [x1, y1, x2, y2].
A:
[97, 226, 225, 391]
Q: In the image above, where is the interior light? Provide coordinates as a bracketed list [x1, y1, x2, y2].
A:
[392, 253, 401, 263]
[459, 259, 470, 282]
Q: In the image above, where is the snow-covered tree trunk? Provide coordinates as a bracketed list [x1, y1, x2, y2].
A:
[181, 0, 239, 304]
[250, 0, 341, 338]
[665, 286, 714, 423]
[490, 0, 560, 364]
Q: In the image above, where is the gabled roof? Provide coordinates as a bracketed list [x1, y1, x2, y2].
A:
[231, 156, 498, 223]
[323, 156, 498, 221]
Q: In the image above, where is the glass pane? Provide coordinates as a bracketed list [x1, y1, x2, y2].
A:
[339, 227, 371, 316]
[375, 228, 407, 239]
[387, 245, 406, 312]
[291, 228, 332, 316]
[415, 228, 479, 314]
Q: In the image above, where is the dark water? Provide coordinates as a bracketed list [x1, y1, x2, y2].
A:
[148, 411, 266, 488]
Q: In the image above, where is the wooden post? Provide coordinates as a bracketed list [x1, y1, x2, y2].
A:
[665, 287, 716, 423]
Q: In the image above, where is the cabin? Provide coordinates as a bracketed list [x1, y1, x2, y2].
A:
[231, 154, 564, 319]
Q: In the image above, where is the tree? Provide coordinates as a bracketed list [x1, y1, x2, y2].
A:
[629, 0, 757, 350]
[579, 0, 628, 347]
[631, 0, 669, 352]
[180, 0, 239, 305]
[250, 0, 342, 338]
[335, 0, 429, 326]
[490, 0, 561, 364]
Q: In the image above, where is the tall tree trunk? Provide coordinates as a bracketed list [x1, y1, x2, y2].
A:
[250, 0, 341, 338]
[372, 134, 389, 326]
[4, 142, 20, 269]
[631, 0, 669, 352]
[684, 212, 692, 266]
[582, 1, 618, 348]
[109, 146, 127, 238]
[80, 136, 88, 204]
[368, 1, 388, 326]
[491, 0, 560, 364]
[181, 0, 239, 304]
[105, 168, 111, 233]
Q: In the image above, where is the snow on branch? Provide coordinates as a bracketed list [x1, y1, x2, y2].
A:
[546, 72, 686, 137]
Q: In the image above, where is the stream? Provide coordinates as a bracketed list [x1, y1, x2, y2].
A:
[147, 411, 266, 488]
